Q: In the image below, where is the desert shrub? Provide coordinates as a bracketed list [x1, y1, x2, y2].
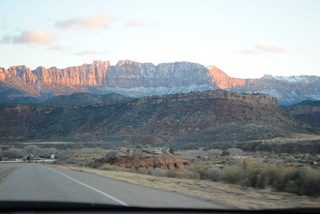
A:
[169, 147, 175, 155]
[223, 161, 286, 189]
[272, 167, 320, 196]
[190, 166, 224, 181]
[227, 148, 243, 156]
[218, 161, 320, 196]
[136, 168, 147, 174]
[176, 148, 222, 156]
[221, 150, 230, 156]
[297, 168, 320, 196]
[272, 167, 298, 192]
[130, 150, 144, 160]
[88, 162, 101, 169]
[190, 166, 207, 180]
[165, 168, 182, 178]
[153, 168, 167, 177]
[136, 167, 156, 175]
[89, 155, 320, 197]
[100, 164, 133, 172]
[135, 144, 143, 149]
[203, 167, 224, 182]
[206, 149, 223, 156]
[224, 165, 243, 184]
[180, 170, 200, 179]
[284, 156, 298, 163]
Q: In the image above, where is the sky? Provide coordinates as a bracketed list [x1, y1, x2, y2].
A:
[0, 0, 320, 79]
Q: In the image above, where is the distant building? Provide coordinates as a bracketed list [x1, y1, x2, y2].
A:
[0, 157, 8, 161]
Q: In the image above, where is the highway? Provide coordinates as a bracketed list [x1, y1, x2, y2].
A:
[0, 163, 23, 180]
[0, 163, 227, 209]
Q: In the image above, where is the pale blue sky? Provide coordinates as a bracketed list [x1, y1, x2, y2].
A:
[0, 0, 319, 78]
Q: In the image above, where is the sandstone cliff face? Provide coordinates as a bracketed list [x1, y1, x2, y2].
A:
[207, 66, 320, 105]
[208, 66, 248, 89]
[32, 61, 110, 86]
[1, 60, 211, 88]
[0, 60, 213, 101]
[1, 60, 320, 105]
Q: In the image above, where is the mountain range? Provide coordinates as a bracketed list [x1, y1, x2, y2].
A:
[1, 60, 320, 105]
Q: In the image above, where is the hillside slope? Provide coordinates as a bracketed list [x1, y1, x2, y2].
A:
[0, 90, 317, 153]
[44, 92, 129, 107]
[285, 100, 320, 129]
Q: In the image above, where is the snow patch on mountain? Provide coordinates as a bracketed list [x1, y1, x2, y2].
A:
[262, 74, 319, 83]
[96, 84, 217, 98]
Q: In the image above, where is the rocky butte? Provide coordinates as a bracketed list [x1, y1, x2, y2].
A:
[1, 60, 320, 105]
[95, 147, 190, 170]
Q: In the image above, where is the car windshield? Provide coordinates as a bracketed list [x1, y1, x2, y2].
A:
[0, 0, 320, 211]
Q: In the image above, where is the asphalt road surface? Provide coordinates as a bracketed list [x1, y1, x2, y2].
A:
[0, 163, 24, 180]
[0, 163, 227, 209]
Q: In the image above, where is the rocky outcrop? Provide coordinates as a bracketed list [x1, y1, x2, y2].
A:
[208, 66, 248, 89]
[96, 147, 190, 169]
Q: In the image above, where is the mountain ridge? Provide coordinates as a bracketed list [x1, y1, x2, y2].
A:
[1, 60, 320, 105]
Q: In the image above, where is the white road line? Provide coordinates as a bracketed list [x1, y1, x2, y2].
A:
[47, 167, 129, 207]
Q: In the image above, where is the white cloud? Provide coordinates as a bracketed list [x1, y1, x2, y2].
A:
[1, 29, 55, 45]
[76, 49, 111, 56]
[239, 44, 287, 55]
[239, 49, 260, 55]
[56, 15, 115, 31]
[125, 20, 158, 28]
[0, 34, 12, 43]
[255, 44, 287, 53]
[47, 45, 71, 51]
[76, 50, 100, 56]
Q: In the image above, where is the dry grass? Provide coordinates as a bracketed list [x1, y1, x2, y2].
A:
[55, 165, 320, 210]
[0, 163, 12, 166]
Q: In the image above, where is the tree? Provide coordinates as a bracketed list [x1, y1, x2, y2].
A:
[23, 145, 41, 156]
[8, 148, 23, 157]
[41, 147, 57, 158]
